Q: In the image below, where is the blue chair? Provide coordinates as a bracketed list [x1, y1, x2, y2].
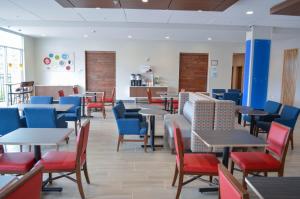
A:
[212, 89, 226, 99]
[243, 100, 282, 126]
[59, 96, 81, 135]
[30, 96, 53, 104]
[256, 105, 300, 150]
[116, 100, 145, 121]
[112, 104, 148, 152]
[222, 92, 240, 105]
[227, 89, 241, 93]
[0, 108, 22, 136]
[24, 108, 67, 128]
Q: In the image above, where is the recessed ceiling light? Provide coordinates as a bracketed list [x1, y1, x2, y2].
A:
[165, 36, 170, 40]
[83, 34, 88, 38]
[246, 10, 254, 15]
[208, 37, 212, 41]
[128, 35, 132, 39]
[142, 0, 149, 2]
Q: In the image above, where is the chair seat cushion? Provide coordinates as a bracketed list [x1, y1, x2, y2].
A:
[151, 99, 164, 104]
[38, 151, 76, 171]
[231, 152, 281, 172]
[183, 154, 219, 174]
[62, 113, 78, 121]
[105, 98, 114, 103]
[87, 103, 104, 109]
[0, 152, 35, 173]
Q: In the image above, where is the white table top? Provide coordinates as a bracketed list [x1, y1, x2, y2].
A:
[0, 128, 73, 145]
[139, 108, 168, 116]
[192, 129, 267, 148]
[11, 104, 73, 112]
[0, 175, 17, 191]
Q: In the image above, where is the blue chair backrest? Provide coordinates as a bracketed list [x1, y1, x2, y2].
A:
[227, 89, 241, 93]
[212, 89, 226, 94]
[30, 96, 53, 104]
[277, 105, 300, 128]
[223, 92, 240, 105]
[59, 96, 81, 112]
[24, 108, 57, 128]
[0, 108, 21, 136]
[112, 104, 125, 120]
[264, 100, 282, 114]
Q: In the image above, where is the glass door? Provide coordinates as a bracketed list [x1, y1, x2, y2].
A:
[0, 47, 5, 102]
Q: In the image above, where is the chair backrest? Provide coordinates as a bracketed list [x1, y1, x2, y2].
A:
[111, 87, 115, 99]
[223, 92, 240, 105]
[264, 100, 282, 114]
[24, 108, 57, 128]
[173, 125, 184, 171]
[112, 104, 124, 120]
[30, 96, 53, 104]
[76, 120, 90, 166]
[266, 122, 291, 162]
[227, 89, 240, 93]
[212, 89, 226, 94]
[59, 96, 81, 112]
[146, 88, 152, 103]
[218, 164, 249, 199]
[0, 165, 43, 199]
[0, 108, 21, 136]
[73, 86, 79, 94]
[58, 90, 65, 97]
[277, 105, 300, 128]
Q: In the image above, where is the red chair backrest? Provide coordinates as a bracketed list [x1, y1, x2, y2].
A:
[0, 145, 4, 153]
[111, 87, 115, 100]
[173, 125, 184, 171]
[76, 120, 91, 166]
[73, 86, 79, 94]
[146, 89, 152, 103]
[266, 122, 290, 159]
[218, 164, 249, 199]
[0, 165, 43, 199]
[58, 90, 65, 97]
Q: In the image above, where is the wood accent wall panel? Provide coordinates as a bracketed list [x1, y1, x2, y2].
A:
[281, 48, 299, 106]
[179, 53, 208, 92]
[271, 0, 300, 16]
[85, 51, 116, 96]
[120, 0, 171, 9]
[130, 87, 168, 97]
[34, 85, 74, 100]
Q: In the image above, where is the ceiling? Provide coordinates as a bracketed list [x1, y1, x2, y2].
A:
[0, 0, 300, 42]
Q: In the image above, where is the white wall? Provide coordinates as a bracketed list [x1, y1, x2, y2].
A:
[30, 38, 244, 100]
[268, 36, 300, 107]
[24, 36, 35, 81]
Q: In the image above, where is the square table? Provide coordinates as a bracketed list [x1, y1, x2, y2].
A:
[246, 177, 300, 199]
[11, 104, 73, 112]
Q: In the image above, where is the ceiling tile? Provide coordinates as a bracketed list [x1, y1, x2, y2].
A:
[125, 9, 171, 23]
[0, 0, 40, 20]
[75, 8, 126, 22]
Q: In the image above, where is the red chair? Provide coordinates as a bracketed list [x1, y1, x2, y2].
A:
[0, 145, 35, 175]
[230, 122, 291, 188]
[0, 165, 43, 199]
[104, 87, 115, 106]
[172, 126, 219, 199]
[37, 120, 91, 199]
[146, 88, 164, 104]
[58, 90, 65, 97]
[218, 164, 249, 199]
[73, 86, 79, 94]
[86, 93, 106, 119]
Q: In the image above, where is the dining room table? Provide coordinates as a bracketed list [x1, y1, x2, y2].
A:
[192, 129, 267, 192]
[0, 128, 73, 192]
[11, 103, 73, 112]
[246, 177, 300, 199]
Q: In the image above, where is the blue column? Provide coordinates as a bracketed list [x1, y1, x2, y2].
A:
[242, 26, 271, 109]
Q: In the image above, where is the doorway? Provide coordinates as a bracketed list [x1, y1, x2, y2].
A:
[179, 53, 209, 92]
[231, 53, 245, 90]
[85, 51, 116, 95]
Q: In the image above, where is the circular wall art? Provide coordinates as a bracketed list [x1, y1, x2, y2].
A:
[66, 65, 71, 71]
[62, 54, 69, 60]
[59, 60, 65, 66]
[55, 55, 60, 60]
[43, 57, 51, 65]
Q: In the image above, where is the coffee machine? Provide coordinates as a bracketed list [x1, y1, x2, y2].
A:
[130, 74, 136, 86]
[136, 74, 142, 86]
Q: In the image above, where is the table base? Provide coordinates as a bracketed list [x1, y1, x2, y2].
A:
[199, 187, 218, 193]
[42, 187, 63, 192]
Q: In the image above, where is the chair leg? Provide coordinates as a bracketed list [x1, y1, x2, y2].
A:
[290, 134, 294, 150]
[264, 172, 268, 177]
[76, 167, 85, 199]
[144, 135, 148, 153]
[75, 121, 78, 136]
[103, 108, 106, 119]
[117, 135, 122, 152]
[49, 173, 53, 184]
[29, 145, 32, 152]
[83, 162, 90, 184]
[20, 145, 23, 152]
[176, 173, 184, 199]
[230, 161, 235, 174]
[242, 172, 248, 189]
[209, 176, 213, 183]
[172, 164, 178, 186]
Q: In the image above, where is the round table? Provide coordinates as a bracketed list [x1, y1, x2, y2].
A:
[139, 108, 168, 151]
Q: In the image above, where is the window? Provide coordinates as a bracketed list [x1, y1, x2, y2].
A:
[0, 30, 24, 103]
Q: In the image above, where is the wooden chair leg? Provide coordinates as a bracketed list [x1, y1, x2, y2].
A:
[209, 176, 213, 183]
[117, 135, 122, 152]
[75, 121, 78, 136]
[230, 161, 235, 174]
[242, 172, 248, 189]
[83, 162, 90, 184]
[172, 164, 178, 186]
[144, 135, 148, 152]
[176, 173, 184, 199]
[76, 167, 85, 199]
[49, 173, 53, 184]
[264, 172, 268, 177]
[290, 134, 294, 150]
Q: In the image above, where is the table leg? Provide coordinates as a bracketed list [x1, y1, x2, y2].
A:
[170, 98, 174, 114]
[150, 115, 155, 151]
[9, 85, 12, 105]
[164, 97, 167, 111]
[82, 97, 86, 117]
[250, 115, 255, 135]
[222, 147, 230, 168]
[34, 145, 41, 162]
[238, 113, 242, 125]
